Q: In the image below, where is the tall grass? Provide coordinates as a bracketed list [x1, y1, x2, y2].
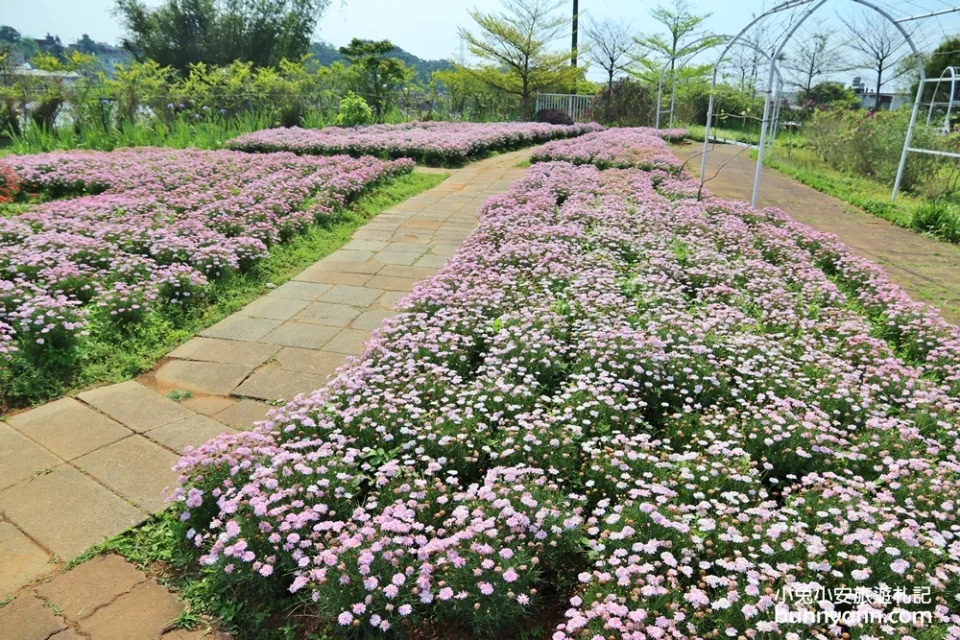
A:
[4, 111, 288, 154]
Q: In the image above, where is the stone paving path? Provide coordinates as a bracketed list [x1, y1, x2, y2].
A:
[679, 142, 960, 324]
[0, 150, 531, 639]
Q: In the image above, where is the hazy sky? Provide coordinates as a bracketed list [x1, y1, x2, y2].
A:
[2, 0, 960, 84]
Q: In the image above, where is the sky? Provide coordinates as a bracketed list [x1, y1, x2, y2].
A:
[2, 0, 960, 84]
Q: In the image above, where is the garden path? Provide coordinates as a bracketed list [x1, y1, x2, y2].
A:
[0, 149, 531, 640]
[678, 142, 960, 324]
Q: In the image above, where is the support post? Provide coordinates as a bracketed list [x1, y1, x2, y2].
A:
[893, 79, 925, 200]
[699, 90, 716, 192]
[752, 89, 774, 207]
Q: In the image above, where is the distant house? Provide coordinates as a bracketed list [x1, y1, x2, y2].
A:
[851, 76, 911, 110]
[94, 43, 133, 76]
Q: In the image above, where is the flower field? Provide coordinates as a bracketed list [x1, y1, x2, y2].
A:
[227, 121, 603, 166]
[0, 148, 412, 399]
[531, 127, 687, 172]
[173, 131, 960, 638]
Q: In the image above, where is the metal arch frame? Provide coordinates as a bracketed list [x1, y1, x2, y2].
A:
[698, 0, 929, 206]
[925, 66, 959, 133]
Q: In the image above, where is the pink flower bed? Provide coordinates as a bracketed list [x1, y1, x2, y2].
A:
[1, 148, 412, 389]
[173, 137, 960, 638]
[227, 121, 603, 166]
[531, 127, 687, 172]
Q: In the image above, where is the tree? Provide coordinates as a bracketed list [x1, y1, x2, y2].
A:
[0, 26, 21, 45]
[783, 26, 848, 93]
[800, 81, 859, 110]
[338, 38, 411, 122]
[73, 34, 99, 55]
[458, 0, 581, 119]
[840, 12, 915, 111]
[582, 19, 633, 91]
[633, 0, 723, 76]
[918, 36, 960, 102]
[114, 0, 330, 73]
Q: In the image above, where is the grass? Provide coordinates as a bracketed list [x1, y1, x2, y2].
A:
[0, 170, 448, 412]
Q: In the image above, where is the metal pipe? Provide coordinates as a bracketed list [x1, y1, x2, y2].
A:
[753, 0, 829, 207]
[895, 7, 960, 23]
[893, 80, 926, 200]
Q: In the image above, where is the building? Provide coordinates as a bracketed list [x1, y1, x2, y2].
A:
[851, 76, 911, 110]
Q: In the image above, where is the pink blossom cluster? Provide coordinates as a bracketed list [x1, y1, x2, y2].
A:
[2, 148, 412, 368]
[531, 128, 686, 172]
[227, 121, 603, 166]
[173, 135, 960, 638]
[648, 127, 689, 142]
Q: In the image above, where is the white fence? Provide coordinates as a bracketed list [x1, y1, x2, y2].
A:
[534, 93, 596, 122]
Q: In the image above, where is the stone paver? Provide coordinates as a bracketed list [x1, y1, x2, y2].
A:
[324, 328, 372, 355]
[259, 321, 340, 349]
[7, 398, 132, 461]
[211, 399, 272, 429]
[292, 300, 362, 327]
[0, 466, 144, 560]
[0, 592, 66, 639]
[318, 284, 384, 306]
[35, 554, 146, 620]
[74, 436, 179, 512]
[78, 580, 184, 640]
[169, 337, 279, 368]
[146, 414, 236, 455]
[154, 360, 252, 396]
[232, 367, 328, 401]
[0, 522, 52, 596]
[78, 381, 194, 433]
[199, 315, 282, 342]
[274, 348, 345, 377]
[0, 423, 62, 491]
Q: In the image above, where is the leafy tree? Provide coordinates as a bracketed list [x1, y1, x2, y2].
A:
[582, 19, 634, 91]
[338, 38, 411, 122]
[0, 26, 21, 45]
[73, 34, 100, 55]
[917, 36, 960, 103]
[800, 81, 859, 110]
[633, 0, 723, 76]
[114, 0, 330, 73]
[458, 0, 581, 119]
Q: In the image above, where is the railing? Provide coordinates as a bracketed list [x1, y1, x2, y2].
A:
[534, 93, 596, 122]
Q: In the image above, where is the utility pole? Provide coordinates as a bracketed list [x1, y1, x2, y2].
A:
[571, 0, 579, 67]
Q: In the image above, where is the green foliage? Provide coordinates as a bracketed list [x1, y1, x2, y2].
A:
[114, 0, 331, 73]
[806, 108, 950, 193]
[912, 200, 960, 243]
[337, 39, 412, 122]
[458, 0, 583, 119]
[799, 81, 860, 112]
[587, 79, 656, 126]
[335, 91, 373, 127]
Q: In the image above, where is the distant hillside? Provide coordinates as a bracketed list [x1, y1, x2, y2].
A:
[309, 41, 453, 80]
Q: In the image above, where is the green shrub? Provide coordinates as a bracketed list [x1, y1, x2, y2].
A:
[807, 109, 951, 194]
[912, 200, 960, 242]
[335, 91, 374, 127]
